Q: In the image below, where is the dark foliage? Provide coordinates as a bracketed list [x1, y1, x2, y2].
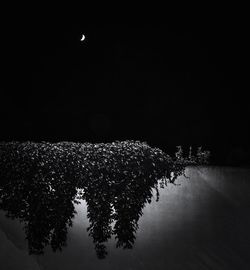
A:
[0, 141, 209, 258]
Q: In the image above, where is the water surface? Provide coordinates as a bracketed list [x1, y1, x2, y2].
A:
[1, 166, 250, 269]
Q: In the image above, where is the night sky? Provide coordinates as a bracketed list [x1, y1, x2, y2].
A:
[1, 22, 249, 164]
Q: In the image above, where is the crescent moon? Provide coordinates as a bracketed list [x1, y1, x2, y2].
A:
[80, 34, 85, 41]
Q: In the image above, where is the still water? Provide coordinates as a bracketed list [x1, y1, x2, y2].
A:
[1, 166, 250, 270]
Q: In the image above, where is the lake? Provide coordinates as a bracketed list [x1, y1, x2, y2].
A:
[1, 166, 250, 269]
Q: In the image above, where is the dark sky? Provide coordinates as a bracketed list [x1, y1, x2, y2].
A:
[1, 22, 249, 162]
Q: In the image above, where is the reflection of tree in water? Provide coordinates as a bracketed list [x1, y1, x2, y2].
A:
[84, 168, 157, 258]
[0, 141, 209, 258]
